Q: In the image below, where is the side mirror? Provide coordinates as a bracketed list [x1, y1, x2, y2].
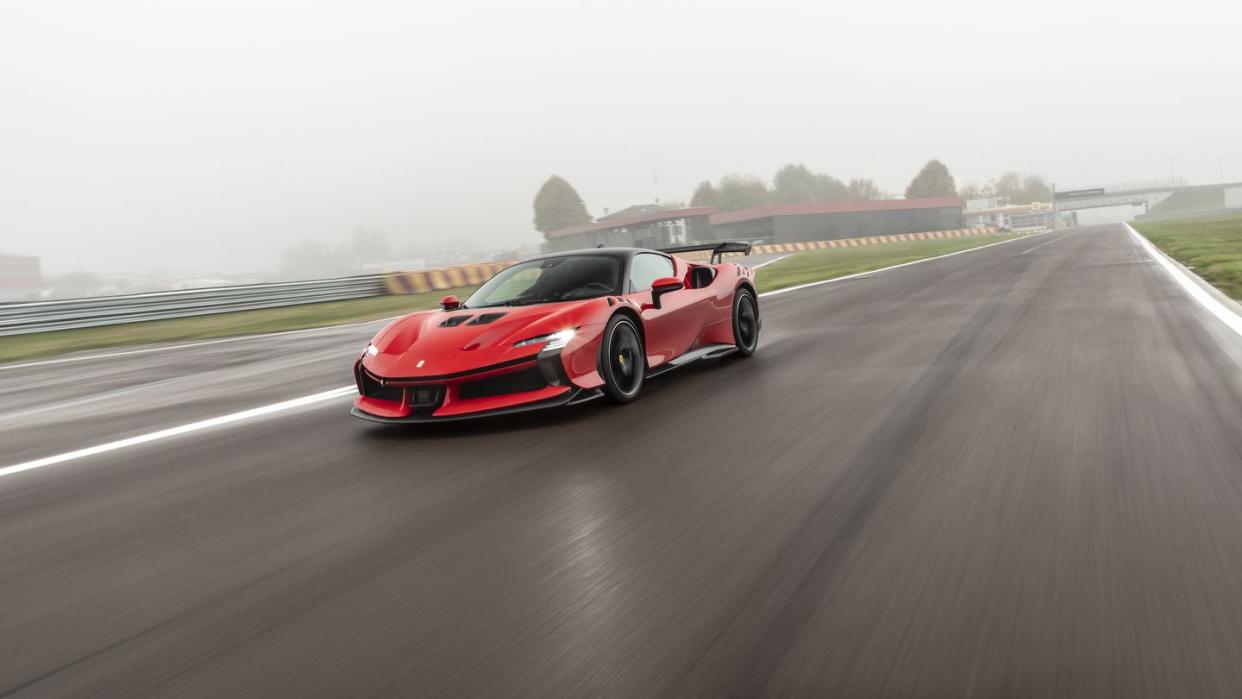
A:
[650, 277, 684, 310]
[440, 295, 460, 311]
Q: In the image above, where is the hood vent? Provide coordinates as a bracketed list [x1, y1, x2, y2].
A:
[467, 312, 507, 325]
[439, 315, 473, 327]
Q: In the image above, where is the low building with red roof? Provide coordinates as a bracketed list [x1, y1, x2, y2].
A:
[544, 206, 716, 252]
[708, 196, 965, 244]
[542, 197, 966, 252]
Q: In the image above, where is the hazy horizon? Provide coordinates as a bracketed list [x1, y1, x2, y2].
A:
[3, 0, 1240, 275]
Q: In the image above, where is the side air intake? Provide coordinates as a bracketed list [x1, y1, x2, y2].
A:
[358, 369, 404, 402]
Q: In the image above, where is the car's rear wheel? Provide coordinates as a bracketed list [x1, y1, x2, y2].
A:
[599, 315, 645, 403]
[732, 288, 759, 357]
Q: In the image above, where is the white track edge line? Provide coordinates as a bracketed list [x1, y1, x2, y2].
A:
[0, 387, 356, 479]
[1126, 224, 1242, 337]
[0, 232, 1042, 480]
[757, 232, 1044, 298]
[750, 254, 791, 269]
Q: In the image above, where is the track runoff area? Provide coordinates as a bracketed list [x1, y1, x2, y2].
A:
[6, 224, 1242, 694]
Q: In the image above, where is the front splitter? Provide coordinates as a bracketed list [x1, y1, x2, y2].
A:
[351, 388, 603, 424]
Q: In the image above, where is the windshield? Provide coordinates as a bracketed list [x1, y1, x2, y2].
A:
[464, 255, 624, 308]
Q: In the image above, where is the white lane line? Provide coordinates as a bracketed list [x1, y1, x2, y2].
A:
[0, 316, 394, 373]
[0, 233, 1044, 481]
[1127, 224, 1242, 338]
[750, 255, 791, 269]
[0, 387, 356, 480]
[1019, 231, 1073, 255]
[758, 232, 1045, 299]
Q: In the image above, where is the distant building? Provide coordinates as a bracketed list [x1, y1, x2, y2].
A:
[708, 197, 965, 244]
[542, 198, 970, 252]
[0, 254, 42, 301]
[964, 199, 1056, 231]
[596, 204, 670, 222]
[544, 206, 716, 252]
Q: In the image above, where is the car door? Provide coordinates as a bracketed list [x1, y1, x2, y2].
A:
[628, 253, 708, 366]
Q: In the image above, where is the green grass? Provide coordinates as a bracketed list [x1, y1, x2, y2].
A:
[1131, 215, 1242, 300]
[1148, 186, 1225, 215]
[0, 286, 476, 364]
[755, 233, 1024, 293]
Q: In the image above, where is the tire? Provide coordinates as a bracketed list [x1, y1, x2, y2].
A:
[732, 288, 759, 357]
[599, 314, 645, 403]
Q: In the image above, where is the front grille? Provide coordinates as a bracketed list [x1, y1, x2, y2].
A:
[359, 370, 404, 402]
[459, 366, 547, 400]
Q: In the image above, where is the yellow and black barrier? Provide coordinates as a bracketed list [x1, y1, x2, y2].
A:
[383, 227, 1006, 294]
[384, 261, 512, 295]
[669, 227, 1004, 261]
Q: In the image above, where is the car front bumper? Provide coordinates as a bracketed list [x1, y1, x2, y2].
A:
[351, 348, 599, 423]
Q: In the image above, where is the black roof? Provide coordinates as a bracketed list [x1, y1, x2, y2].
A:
[533, 247, 662, 259]
[532, 240, 750, 264]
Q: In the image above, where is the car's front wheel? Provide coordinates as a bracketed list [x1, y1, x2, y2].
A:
[732, 288, 759, 357]
[599, 314, 645, 403]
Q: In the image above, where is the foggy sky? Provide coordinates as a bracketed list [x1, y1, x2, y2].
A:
[2, 0, 1240, 275]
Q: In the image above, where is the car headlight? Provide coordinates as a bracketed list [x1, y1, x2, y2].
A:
[514, 328, 575, 350]
[364, 343, 379, 357]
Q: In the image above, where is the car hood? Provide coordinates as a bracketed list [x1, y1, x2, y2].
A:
[361, 300, 601, 379]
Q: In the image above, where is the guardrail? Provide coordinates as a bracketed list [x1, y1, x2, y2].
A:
[0, 275, 387, 336]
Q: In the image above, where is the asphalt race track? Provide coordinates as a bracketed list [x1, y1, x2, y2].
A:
[4, 224, 1242, 696]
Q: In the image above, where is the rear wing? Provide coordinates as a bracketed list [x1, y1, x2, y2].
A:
[659, 241, 753, 264]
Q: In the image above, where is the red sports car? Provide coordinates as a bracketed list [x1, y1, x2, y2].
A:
[352, 242, 759, 422]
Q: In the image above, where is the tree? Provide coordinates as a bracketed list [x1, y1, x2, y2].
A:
[690, 180, 719, 208]
[814, 173, 849, 202]
[533, 175, 591, 236]
[715, 174, 771, 210]
[773, 164, 818, 204]
[773, 163, 848, 204]
[905, 159, 957, 198]
[990, 171, 1052, 204]
[1020, 174, 1052, 204]
[846, 177, 887, 201]
[993, 171, 1023, 202]
[958, 181, 994, 201]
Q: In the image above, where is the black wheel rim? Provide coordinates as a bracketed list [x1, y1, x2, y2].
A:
[609, 322, 643, 395]
[737, 294, 758, 349]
